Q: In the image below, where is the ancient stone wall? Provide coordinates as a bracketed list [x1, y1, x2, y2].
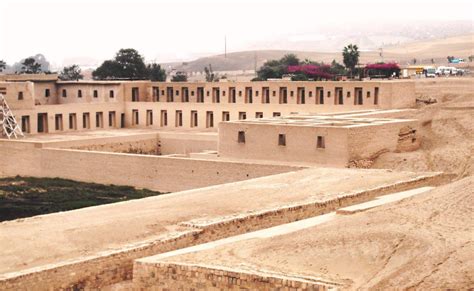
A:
[70, 137, 160, 155]
[347, 119, 419, 167]
[133, 262, 333, 290]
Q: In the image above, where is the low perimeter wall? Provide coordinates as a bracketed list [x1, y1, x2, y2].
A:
[0, 140, 300, 192]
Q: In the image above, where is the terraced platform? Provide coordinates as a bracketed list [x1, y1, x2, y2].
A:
[0, 168, 445, 290]
[134, 179, 472, 290]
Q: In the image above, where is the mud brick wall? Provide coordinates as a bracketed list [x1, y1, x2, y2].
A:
[133, 262, 333, 291]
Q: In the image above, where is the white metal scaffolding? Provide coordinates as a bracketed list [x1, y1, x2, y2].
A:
[0, 93, 24, 139]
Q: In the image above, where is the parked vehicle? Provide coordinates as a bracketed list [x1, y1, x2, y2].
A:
[436, 66, 458, 76]
[423, 66, 436, 78]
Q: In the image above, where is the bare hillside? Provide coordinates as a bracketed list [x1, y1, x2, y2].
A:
[163, 34, 474, 72]
[373, 77, 474, 178]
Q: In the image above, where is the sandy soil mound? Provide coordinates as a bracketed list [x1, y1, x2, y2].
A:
[373, 78, 474, 178]
[172, 177, 474, 289]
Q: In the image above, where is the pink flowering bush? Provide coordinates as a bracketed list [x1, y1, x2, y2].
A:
[365, 62, 400, 78]
[287, 65, 333, 80]
[365, 63, 400, 70]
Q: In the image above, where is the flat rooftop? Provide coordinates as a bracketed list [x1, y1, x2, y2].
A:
[0, 167, 438, 275]
[227, 114, 416, 128]
[9, 128, 217, 143]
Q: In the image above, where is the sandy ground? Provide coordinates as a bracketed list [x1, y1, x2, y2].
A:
[373, 77, 474, 178]
[166, 176, 474, 289]
[0, 167, 428, 275]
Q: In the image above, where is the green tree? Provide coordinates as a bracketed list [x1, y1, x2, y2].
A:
[20, 57, 42, 74]
[256, 54, 300, 80]
[342, 44, 359, 78]
[291, 73, 309, 81]
[329, 60, 346, 76]
[256, 60, 284, 80]
[171, 71, 188, 82]
[0, 60, 6, 72]
[280, 54, 300, 66]
[114, 48, 148, 79]
[204, 64, 219, 82]
[92, 60, 121, 80]
[147, 63, 166, 81]
[93, 48, 148, 80]
[59, 65, 83, 81]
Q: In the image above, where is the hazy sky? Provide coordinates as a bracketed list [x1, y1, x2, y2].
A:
[0, 0, 472, 67]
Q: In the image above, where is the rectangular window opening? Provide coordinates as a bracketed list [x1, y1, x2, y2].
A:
[95, 112, 103, 128]
[160, 110, 167, 127]
[238, 131, 245, 143]
[374, 87, 379, 105]
[278, 134, 286, 146]
[55, 114, 63, 131]
[317, 136, 326, 149]
[175, 110, 183, 127]
[191, 110, 198, 127]
[108, 111, 116, 127]
[82, 113, 90, 129]
[279, 87, 288, 104]
[206, 111, 214, 128]
[37, 113, 49, 133]
[132, 87, 139, 102]
[316, 87, 324, 105]
[69, 113, 77, 130]
[132, 110, 139, 126]
[21, 116, 30, 133]
[146, 110, 153, 126]
[297, 87, 305, 104]
[222, 111, 230, 121]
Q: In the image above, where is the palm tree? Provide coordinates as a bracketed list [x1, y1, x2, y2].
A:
[342, 44, 360, 79]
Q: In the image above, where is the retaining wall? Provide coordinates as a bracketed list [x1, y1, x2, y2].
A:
[0, 137, 290, 192]
[133, 262, 334, 291]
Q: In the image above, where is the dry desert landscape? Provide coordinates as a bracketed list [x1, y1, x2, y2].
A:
[0, 3, 473, 287]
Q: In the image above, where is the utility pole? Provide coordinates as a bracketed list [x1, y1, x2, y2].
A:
[379, 46, 384, 63]
[225, 36, 227, 59]
[254, 51, 257, 77]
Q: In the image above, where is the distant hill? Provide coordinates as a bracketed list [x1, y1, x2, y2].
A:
[3, 54, 51, 74]
[162, 34, 474, 73]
